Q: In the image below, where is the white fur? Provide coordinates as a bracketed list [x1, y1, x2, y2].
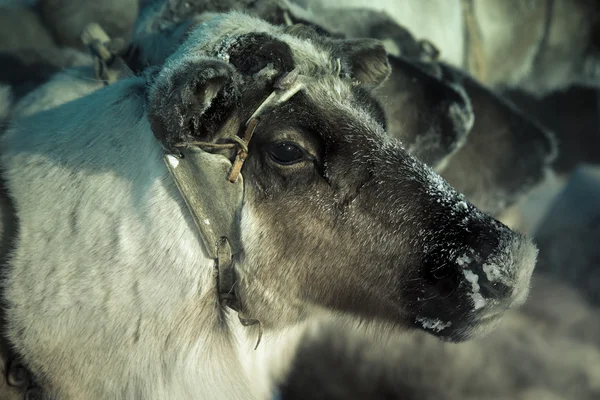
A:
[1, 76, 284, 399]
[0, 13, 344, 395]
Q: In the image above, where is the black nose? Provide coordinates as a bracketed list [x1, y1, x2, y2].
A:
[420, 214, 516, 310]
[405, 185, 538, 340]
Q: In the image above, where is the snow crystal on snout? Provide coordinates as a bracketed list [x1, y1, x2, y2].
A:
[418, 157, 475, 217]
[463, 270, 487, 310]
[456, 253, 472, 266]
[483, 263, 502, 282]
[416, 317, 452, 333]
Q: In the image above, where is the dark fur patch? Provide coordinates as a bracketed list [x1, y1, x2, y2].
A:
[227, 32, 295, 76]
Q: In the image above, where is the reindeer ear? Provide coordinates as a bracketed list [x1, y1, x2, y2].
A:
[147, 59, 239, 152]
[377, 57, 556, 217]
[375, 55, 474, 168]
[437, 63, 557, 216]
[336, 39, 391, 87]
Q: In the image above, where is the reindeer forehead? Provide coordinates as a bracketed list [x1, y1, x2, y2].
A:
[162, 12, 384, 138]
[169, 12, 339, 77]
[302, 78, 385, 134]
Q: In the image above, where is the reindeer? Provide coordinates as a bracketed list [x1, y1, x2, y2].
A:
[0, 11, 539, 400]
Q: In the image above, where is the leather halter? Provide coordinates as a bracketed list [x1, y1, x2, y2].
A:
[162, 69, 305, 349]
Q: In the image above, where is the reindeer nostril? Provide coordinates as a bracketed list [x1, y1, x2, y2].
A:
[423, 266, 461, 298]
[435, 276, 456, 298]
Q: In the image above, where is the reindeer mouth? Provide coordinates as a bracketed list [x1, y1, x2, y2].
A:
[403, 227, 538, 342]
[412, 304, 512, 342]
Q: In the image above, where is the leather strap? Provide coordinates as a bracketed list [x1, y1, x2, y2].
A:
[164, 70, 306, 349]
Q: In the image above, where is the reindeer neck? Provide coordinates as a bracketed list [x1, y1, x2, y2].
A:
[0, 77, 259, 399]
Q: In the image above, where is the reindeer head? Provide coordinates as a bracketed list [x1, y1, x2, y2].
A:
[147, 13, 537, 342]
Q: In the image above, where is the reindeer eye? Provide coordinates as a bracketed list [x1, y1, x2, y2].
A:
[268, 142, 306, 165]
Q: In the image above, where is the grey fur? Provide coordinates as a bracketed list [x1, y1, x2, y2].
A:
[436, 63, 558, 216]
[10, 66, 102, 119]
[0, 49, 93, 104]
[374, 56, 473, 170]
